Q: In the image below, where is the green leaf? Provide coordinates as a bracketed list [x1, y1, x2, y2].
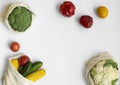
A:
[112, 79, 118, 85]
[103, 60, 118, 70]
[90, 68, 97, 79]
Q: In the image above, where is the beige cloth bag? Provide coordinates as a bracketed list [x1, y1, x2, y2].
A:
[2, 54, 34, 85]
[86, 52, 114, 85]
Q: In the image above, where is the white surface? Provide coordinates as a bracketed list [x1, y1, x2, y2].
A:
[0, 0, 120, 85]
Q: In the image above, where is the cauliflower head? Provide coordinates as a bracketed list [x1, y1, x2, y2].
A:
[90, 60, 118, 85]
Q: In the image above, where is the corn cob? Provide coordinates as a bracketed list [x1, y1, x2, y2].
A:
[26, 68, 46, 82]
[11, 59, 19, 70]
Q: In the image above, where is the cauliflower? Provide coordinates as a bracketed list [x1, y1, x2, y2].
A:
[90, 60, 118, 85]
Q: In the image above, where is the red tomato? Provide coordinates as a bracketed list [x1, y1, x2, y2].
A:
[79, 15, 93, 28]
[18, 55, 30, 66]
[10, 42, 20, 52]
[60, 1, 75, 17]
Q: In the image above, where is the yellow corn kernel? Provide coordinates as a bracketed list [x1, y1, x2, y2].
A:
[11, 59, 19, 70]
[26, 68, 46, 82]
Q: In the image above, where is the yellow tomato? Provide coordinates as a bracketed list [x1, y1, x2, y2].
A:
[97, 6, 109, 18]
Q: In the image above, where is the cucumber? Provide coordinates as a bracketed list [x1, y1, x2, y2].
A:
[28, 61, 43, 74]
[18, 66, 23, 72]
[19, 61, 32, 77]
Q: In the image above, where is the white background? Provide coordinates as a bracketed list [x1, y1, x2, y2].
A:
[0, 0, 120, 85]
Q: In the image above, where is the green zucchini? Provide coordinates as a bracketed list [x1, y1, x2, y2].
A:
[27, 61, 43, 75]
[19, 61, 32, 76]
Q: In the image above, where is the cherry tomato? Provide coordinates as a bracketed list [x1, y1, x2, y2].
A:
[97, 6, 109, 18]
[60, 1, 75, 17]
[18, 55, 30, 66]
[79, 15, 93, 28]
[10, 42, 20, 52]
